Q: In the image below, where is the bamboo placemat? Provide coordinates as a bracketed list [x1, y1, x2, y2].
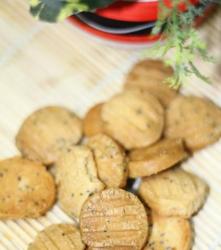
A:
[0, 1, 221, 249]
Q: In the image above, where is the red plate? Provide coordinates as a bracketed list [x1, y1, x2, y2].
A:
[96, 0, 199, 22]
[68, 1, 214, 46]
[69, 16, 161, 45]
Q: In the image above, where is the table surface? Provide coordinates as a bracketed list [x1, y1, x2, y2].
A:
[0, 1, 221, 249]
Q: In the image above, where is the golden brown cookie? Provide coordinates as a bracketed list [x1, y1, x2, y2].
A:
[56, 145, 105, 218]
[102, 89, 164, 150]
[80, 188, 148, 250]
[87, 133, 128, 188]
[83, 103, 104, 137]
[88, 247, 138, 250]
[144, 213, 192, 250]
[128, 138, 188, 178]
[124, 59, 178, 107]
[139, 168, 208, 218]
[16, 106, 83, 165]
[0, 157, 56, 219]
[28, 224, 85, 250]
[165, 96, 221, 152]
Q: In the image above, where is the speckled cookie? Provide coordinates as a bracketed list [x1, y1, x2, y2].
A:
[139, 168, 208, 218]
[83, 103, 104, 137]
[144, 213, 192, 250]
[124, 59, 178, 107]
[165, 96, 221, 152]
[87, 133, 128, 188]
[128, 138, 188, 178]
[80, 188, 148, 250]
[0, 157, 56, 219]
[102, 89, 164, 150]
[88, 247, 134, 250]
[56, 145, 105, 218]
[16, 106, 83, 165]
[28, 224, 85, 250]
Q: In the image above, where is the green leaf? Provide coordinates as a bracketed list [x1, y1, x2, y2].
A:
[189, 62, 211, 84]
[29, 0, 114, 22]
[152, 20, 165, 35]
[146, 0, 216, 88]
[81, 0, 115, 9]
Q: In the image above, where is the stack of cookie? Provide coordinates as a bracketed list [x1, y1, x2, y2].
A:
[1, 59, 221, 250]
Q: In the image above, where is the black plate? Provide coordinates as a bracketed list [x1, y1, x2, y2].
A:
[75, 2, 212, 36]
[76, 12, 156, 34]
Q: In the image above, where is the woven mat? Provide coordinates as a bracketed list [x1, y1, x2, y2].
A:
[0, 1, 221, 249]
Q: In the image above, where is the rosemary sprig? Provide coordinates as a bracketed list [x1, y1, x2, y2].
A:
[150, 0, 217, 88]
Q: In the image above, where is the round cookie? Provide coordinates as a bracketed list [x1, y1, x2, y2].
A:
[83, 103, 104, 137]
[87, 134, 128, 188]
[144, 213, 192, 250]
[102, 89, 164, 150]
[165, 96, 221, 152]
[56, 145, 105, 218]
[124, 59, 178, 107]
[28, 224, 85, 250]
[16, 106, 83, 165]
[139, 168, 208, 218]
[0, 157, 56, 219]
[128, 138, 188, 178]
[80, 188, 148, 249]
[88, 248, 132, 250]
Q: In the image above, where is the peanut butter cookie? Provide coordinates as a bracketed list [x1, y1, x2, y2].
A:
[16, 106, 82, 165]
[83, 103, 104, 137]
[128, 138, 188, 178]
[0, 157, 56, 219]
[56, 145, 105, 218]
[87, 134, 128, 188]
[144, 213, 192, 250]
[124, 59, 178, 107]
[80, 188, 148, 250]
[28, 224, 85, 250]
[139, 168, 208, 218]
[102, 89, 164, 150]
[165, 96, 221, 152]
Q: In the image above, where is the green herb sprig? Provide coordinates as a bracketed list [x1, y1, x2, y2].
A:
[150, 0, 218, 88]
